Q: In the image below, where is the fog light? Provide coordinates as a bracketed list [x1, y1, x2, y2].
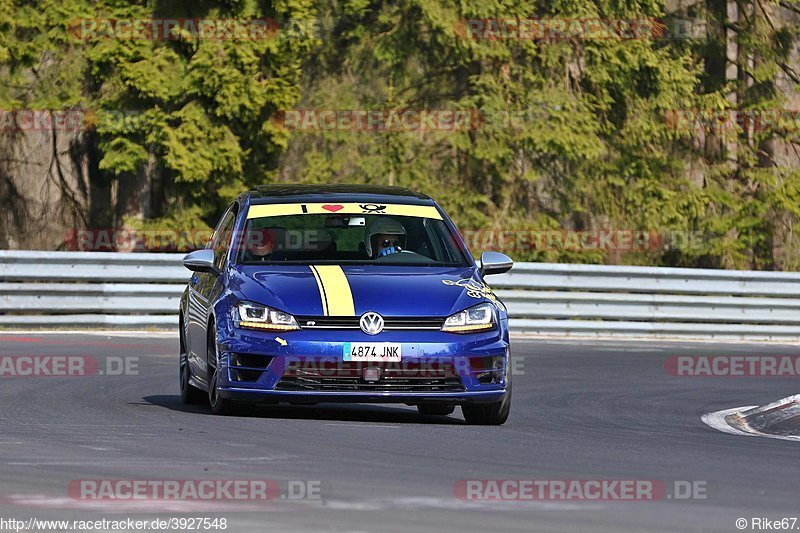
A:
[469, 355, 505, 384]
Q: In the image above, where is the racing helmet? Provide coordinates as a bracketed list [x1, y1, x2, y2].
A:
[364, 217, 407, 257]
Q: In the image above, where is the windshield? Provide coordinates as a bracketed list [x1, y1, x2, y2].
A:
[234, 209, 470, 266]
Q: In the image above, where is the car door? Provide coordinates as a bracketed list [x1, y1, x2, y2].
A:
[187, 204, 237, 383]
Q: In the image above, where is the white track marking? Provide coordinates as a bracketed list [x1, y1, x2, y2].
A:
[0, 494, 291, 512]
[702, 406, 800, 442]
[319, 496, 599, 511]
[324, 423, 402, 428]
[701, 407, 757, 437]
[0, 331, 177, 337]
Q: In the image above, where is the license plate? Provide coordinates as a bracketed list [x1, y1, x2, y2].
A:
[343, 342, 402, 362]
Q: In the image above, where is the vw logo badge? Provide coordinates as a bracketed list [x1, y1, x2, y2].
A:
[360, 312, 384, 335]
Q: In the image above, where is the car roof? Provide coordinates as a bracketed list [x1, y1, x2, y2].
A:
[245, 184, 434, 205]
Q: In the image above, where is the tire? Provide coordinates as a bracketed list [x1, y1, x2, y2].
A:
[180, 319, 206, 405]
[462, 379, 512, 426]
[417, 404, 456, 416]
[208, 366, 243, 415]
[461, 400, 510, 425]
[207, 323, 251, 416]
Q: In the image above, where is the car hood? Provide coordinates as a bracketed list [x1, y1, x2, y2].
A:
[228, 264, 493, 317]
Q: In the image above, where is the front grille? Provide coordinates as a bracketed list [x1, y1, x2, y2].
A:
[276, 361, 464, 392]
[296, 316, 445, 330]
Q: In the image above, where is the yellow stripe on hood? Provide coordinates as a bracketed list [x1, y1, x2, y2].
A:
[309, 266, 329, 316]
[310, 265, 355, 316]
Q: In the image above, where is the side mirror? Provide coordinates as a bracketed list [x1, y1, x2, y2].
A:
[479, 251, 513, 276]
[183, 249, 220, 276]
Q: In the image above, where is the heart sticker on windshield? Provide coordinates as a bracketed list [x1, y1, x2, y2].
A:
[322, 204, 344, 212]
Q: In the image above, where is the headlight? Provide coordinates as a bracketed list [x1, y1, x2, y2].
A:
[237, 302, 299, 331]
[441, 303, 496, 333]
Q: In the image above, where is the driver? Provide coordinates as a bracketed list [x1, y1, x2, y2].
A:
[242, 227, 280, 262]
[364, 217, 407, 258]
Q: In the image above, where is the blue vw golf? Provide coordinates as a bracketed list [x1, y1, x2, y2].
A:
[179, 184, 513, 424]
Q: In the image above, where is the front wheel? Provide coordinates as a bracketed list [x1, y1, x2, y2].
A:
[462, 379, 511, 425]
[461, 399, 510, 425]
[207, 324, 251, 416]
[208, 365, 241, 415]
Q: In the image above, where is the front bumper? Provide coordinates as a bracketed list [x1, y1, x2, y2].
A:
[215, 323, 510, 405]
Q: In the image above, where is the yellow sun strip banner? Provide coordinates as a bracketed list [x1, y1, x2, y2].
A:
[310, 265, 356, 316]
[246, 202, 443, 220]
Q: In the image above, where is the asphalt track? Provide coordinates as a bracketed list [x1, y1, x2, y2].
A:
[0, 333, 797, 533]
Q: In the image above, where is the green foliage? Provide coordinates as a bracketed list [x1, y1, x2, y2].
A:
[1, 0, 799, 268]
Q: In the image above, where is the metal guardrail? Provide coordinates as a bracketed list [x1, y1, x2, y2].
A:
[2, 251, 800, 340]
[491, 263, 800, 339]
[0, 251, 188, 328]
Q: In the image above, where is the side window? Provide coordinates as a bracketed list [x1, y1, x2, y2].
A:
[210, 206, 238, 271]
